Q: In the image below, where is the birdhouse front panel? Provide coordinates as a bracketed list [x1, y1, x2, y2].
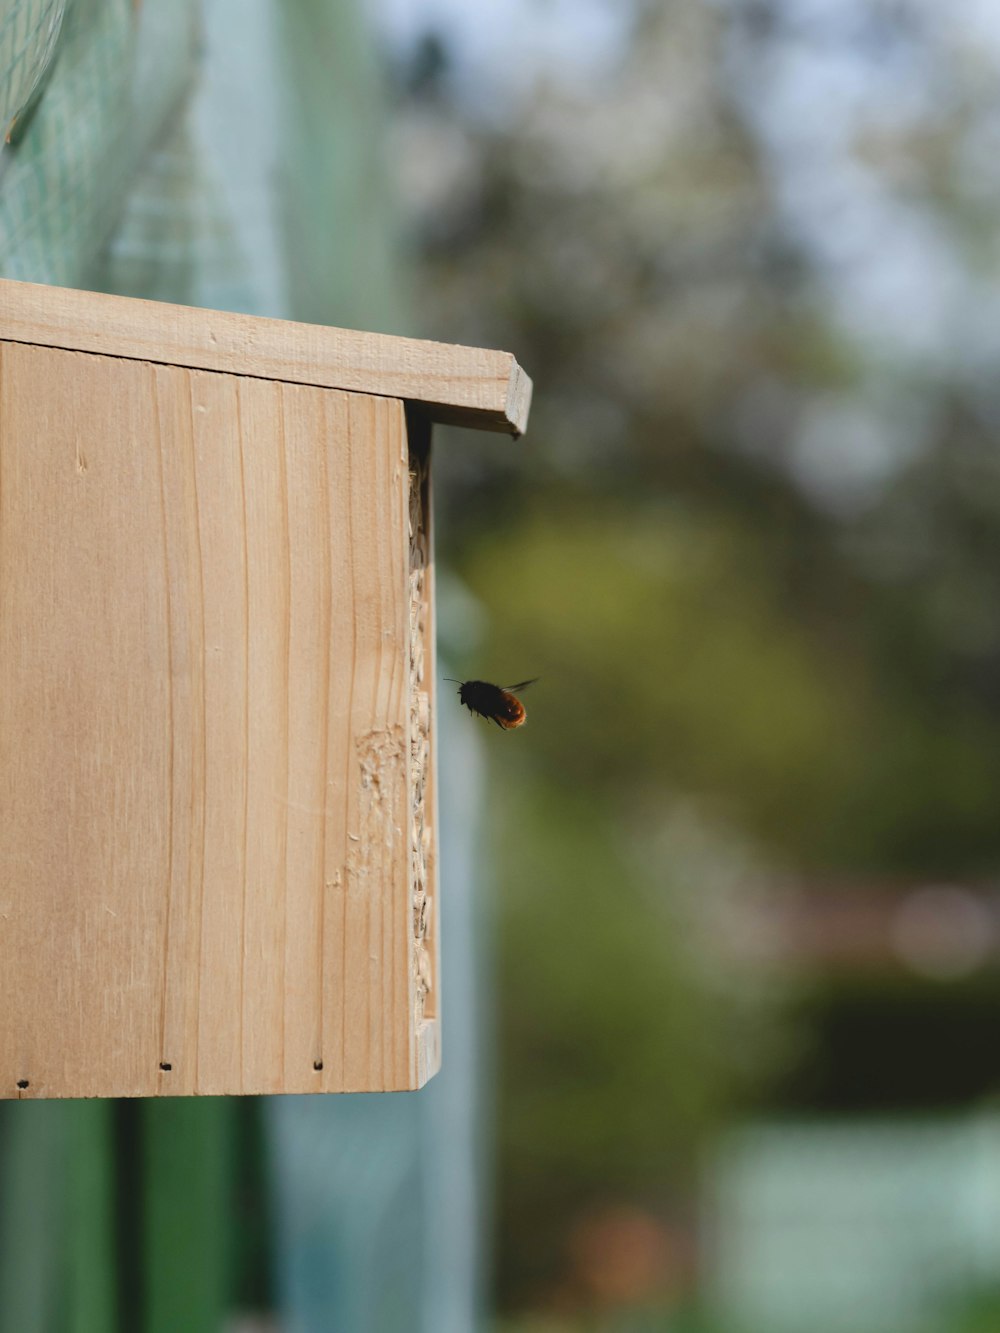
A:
[0, 323, 443, 1097]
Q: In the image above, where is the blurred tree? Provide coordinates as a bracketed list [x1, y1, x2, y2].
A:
[381, 0, 1000, 1314]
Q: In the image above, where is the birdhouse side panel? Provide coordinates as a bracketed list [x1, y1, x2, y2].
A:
[0, 341, 425, 1097]
[406, 415, 441, 1086]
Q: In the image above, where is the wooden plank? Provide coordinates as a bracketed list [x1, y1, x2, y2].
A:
[0, 343, 172, 1099]
[187, 369, 251, 1095]
[406, 411, 441, 1088]
[321, 391, 412, 1092]
[0, 341, 434, 1096]
[281, 383, 336, 1087]
[0, 277, 532, 437]
[151, 362, 207, 1095]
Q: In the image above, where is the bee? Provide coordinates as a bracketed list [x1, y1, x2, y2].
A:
[445, 677, 538, 730]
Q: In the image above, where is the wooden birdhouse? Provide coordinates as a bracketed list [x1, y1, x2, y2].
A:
[0, 278, 531, 1099]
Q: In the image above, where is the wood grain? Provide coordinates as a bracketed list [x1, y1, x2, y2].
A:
[0, 340, 439, 1097]
[0, 277, 532, 437]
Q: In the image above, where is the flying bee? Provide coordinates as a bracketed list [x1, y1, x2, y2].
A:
[445, 677, 538, 730]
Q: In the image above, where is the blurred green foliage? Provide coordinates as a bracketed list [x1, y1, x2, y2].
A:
[387, 0, 1000, 1315]
[493, 773, 720, 1282]
[460, 501, 1000, 873]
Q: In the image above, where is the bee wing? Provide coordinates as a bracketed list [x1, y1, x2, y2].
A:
[504, 677, 538, 692]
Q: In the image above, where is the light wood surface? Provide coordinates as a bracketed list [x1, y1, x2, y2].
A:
[0, 339, 439, 1097]
[0, 277, 532, 436]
